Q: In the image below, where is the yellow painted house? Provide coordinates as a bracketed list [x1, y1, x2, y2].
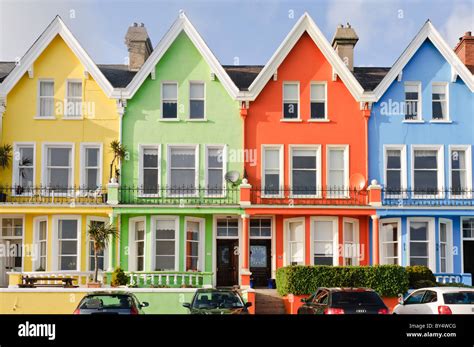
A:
[0, 17, 123, 286]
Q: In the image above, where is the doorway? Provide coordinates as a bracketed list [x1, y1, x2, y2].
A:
[0, 217, 24, 287]
[463, 240, 474, 279]
[250, 239, 271, 287]
[216, 239, 239, 287]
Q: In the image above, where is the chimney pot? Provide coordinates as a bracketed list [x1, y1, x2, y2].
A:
[125, 23, 153, 71]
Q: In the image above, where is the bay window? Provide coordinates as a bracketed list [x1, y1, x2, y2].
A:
[312, 218, 337, 266]
[57, 218, 79, 271]
[286, 219, 305, 265]
[408, 219, 434, 269]
[380, 220, 400, 265]
[154, 218, 178, 271]
[185, 219, 203, 271]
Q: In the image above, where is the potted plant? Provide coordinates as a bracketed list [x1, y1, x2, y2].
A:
[87, 222, 118, 288]
[111, 267, 129, 287]
[109, 140, 126, 183]
[0, 144, 13, 202]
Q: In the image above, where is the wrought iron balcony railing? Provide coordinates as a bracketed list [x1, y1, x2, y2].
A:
[0, 185, 107, 205]
[250, 186, 368, 206]
[382, 188, 474, 207]
[118, 185, 240, 206]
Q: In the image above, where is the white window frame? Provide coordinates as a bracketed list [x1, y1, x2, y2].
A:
[64, 79, 83, 118]
[51, 215, 81, 271]
[41, 143, 75, 192]
[309, 82, 328, 120]
[461, 217, 474, 274]
[138, 144, 161, 197]
[283, 217, 306, 266]
[448, 145, 472, 199]
[404, 81, 422, 121]
[326, 145, 349, 198]
[411, 145, 444, 199]
[189, 81, 206, 120]
[12, 142, 36, 193]
[86, 216, 109, 272]
[36, 79, 55, 119]
[204, 144, 227, 197]
[289, 145, 322, 198]
[282, 82, 300, 120]
[383, 145, 407, 198]
[407, 217, 436, 271]
[310, 216, 339, 266]
[80, 143, 103, 190]
[151, 216, 179, 271]
[0, 215, 25, 275]
[249, 217, 272, 240]
[184, 217, 205, 272]
[261, 144, 284, 198]
[438, 218, 453, 273]
[342, 217, 359, 266]
[379, 218, 402, 266]
[33, 216, 48, 271]
[128, 217, 146, 272]
[167, 144, 199, 197]
[161, 81, 178, 119]
[431, 82, 449, 122]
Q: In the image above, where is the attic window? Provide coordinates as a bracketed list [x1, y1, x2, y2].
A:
[283, 82, 299, 119]
[162, 82, 178, 119]
[38, 80, 54, 118]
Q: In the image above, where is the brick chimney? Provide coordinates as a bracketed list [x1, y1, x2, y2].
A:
[125, 22, 153, 71]
[332, 23, 359, 71]
[454, 31, 474, 74]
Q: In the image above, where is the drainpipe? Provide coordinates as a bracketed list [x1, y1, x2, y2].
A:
[0, 97, 6, 144]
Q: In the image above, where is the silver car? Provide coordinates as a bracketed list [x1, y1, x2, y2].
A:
[73, 292, 149, 315]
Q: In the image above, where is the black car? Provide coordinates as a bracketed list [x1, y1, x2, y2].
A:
[73, 292, 149, 315]
[183, 288, 252, 314]
[297, 287, 389, 315]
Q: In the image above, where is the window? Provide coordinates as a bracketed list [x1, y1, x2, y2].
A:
[189, 82, 205, 119]
[250, 218, 271, 238]
[217, 218, 239, 238]
[34, 219, 47, 271]
[404, 82, 421, 120]
[310, 83, 326, 119]
[1, 218, 23, 238]
[405, 290, 426, 305]
[154, 219, 177, 271]
[385, 148, 402, 194]
[380, 220, 400, 265]
[57, 219, 79, 271]
[463, 218, 474, 239]
[81, 145, 101, 190]
[439, 220, 453, 273]
[140, 146, 160, 195]
[283, 83, 299, 119]
[450, 147, 471, 196]
[263, 146, 282, 196]
[327, 146, 348, 197]
[185, 219, 202, 271]
[162, 82, 178, 119]
[432, 83, 448, 120]
[287, 219, 304, 265]
[291, 147, 319, 196]
[65, 81, 82, 117]
[38, 80, 54, 118]
[413, 148, 441, 195]
[206, 146, 224, 195]
[313, 219, 337, 265]
[44, 145, 73, 191]
[169, 146, 197, 195]
[13, 144, 34, 189]
[422, 290, 438, 304]
[134, 221, 145, 271]
[88, 220, 106, 271]
[409, 220, 433, 268]
[343, 220, 359, 265]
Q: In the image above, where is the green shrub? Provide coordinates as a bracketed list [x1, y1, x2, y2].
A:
[111, 267, 129, 287]
[412, 279, 437, 289]
[275, 265, 409, 297]
[405, 266, 436, 288]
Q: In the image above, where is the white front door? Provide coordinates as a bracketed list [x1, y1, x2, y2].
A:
[0, 239, 23, 287]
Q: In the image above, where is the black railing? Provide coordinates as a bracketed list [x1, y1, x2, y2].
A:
[250, 186, 368, 206]
[119, 185, 240, 206]
[0, 186, 107, 204]
[382, 187, 474, 206]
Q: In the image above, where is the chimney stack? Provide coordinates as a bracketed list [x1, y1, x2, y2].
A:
[454, 31, 474, 74]
[332, 23, 359, 71]
[125, 22, 153, 71]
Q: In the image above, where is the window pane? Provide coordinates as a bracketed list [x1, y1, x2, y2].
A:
[156, 256, 175, 270]
[310, 102, 325, 119]
[283, 103, 298, 118]
[414, 150, 437, 169]
[386, 171, 401, 191]
[67, 82, 82, 97]
[315, 221, 333, 241]
[208, 169, 223, 189]
[49, 168, 69, 188]
[60, 256, 77, 270]
[190, 83, 204, 99]
[190, 100, 204, 119]
[143, 148, 158, 168]
[48, 148, 71, 166]
[328, 171, 344, 188]
[208, 148, 223, 168]
[143, 169, 158, 190]
[311, 84, 325, 100]
[171, 148, 195, 167]
[283, 84, 298, 100]
[86, 148, 99, 167]
[59, 220, 77, 239]
[329, 149, 344, 169]
[432, 84, 445, 95]
[292, 149, 316, 169]
[411, 222, 428, 241]
[414, 171, 437, 191]
[156, 220, 175, 239]
[163, 83, 177, 99]
[86, 169, 98, 189]
[405, 84, 418, 93]
[170, 169, 195, 187]
[387, 150, 401, 168]
[162, 102, 177, 118]
[293, 171, 316, 193]
[265, 149, 279, 169]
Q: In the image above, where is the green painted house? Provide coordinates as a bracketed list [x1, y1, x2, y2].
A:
[111, 14, 252, 288]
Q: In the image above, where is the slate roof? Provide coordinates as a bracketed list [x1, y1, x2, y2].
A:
[223, 65, 263, 91]
[97, 64, 137, 88]
[0, 62, 16, 83]
[352, 67, 391, 91]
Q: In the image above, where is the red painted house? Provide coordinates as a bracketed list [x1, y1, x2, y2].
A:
[233, 14, 379, 287]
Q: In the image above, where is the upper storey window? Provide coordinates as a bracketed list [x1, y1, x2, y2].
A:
[283, 82, 299, 119]
[65, 80, 83, 118]
[38, 80, 54, 118]
[310, 83, 327, 120]
[404, 82, 421, 121]
[432, 83, 448, 121]
[189, 82, 205, 119]
[162, 82, 178, 119]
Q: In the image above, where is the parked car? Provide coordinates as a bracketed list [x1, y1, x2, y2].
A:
[393, 287, 474, 314]
[73, 292, 149, 315]
[297, 287, 389, 314]
[183, 288, 252, 314]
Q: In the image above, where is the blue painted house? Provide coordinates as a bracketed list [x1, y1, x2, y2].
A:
[367, 21, 474, 285]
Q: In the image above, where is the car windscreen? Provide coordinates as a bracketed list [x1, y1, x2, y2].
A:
[443, 292, 474, 305]
[80, 295, 133, 309]
[331, 291, 384, 306]
[192, 292, 244, 309]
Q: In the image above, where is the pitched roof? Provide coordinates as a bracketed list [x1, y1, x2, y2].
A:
[371, 20, 474, 100]
[223, 65, 263, 91]
[123, 13, 240, 99]
[353, 67, 390, 91]
[0, 62, 15, 83]
[0, 16, 114, 98]
[97, 64, 137, 88]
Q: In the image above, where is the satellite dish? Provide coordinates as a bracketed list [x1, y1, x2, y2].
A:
[350, 173, 366, 191]
[225, 171, 241, 184]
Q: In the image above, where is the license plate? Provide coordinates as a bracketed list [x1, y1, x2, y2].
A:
[356, 309, 367, 313]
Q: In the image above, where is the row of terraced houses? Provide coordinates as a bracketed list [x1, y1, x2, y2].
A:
[0, 13, 473, 289]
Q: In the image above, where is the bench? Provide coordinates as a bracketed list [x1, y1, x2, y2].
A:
[18, 276, 79, 288]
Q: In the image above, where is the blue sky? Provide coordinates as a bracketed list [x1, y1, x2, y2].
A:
[0, 0, 473, 67]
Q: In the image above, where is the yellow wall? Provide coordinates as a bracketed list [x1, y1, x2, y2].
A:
[0, 34, 119, 186]
[0, 291, 85, 314]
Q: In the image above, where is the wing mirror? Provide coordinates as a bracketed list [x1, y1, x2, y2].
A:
[182, 303, 191, 309]
[245, 302, 252, 308]
[398, 295, 405, 305]
[140, 302, 149, 308]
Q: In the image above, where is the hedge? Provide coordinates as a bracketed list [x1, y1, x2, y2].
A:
[275, 265, 409, 297]
[405, 266, 436, 289]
